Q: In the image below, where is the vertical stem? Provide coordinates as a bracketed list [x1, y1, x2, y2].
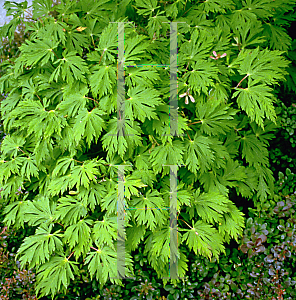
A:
[91, 35, 96, 48]
[98, 49, 106, 64]
[186, 131, 192, 141]
[185, 60, 191, 70]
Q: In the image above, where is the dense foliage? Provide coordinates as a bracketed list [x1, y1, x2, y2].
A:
[0, 0, 296, 299]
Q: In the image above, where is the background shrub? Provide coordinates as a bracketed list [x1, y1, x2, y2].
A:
[0, 203, 37, 300]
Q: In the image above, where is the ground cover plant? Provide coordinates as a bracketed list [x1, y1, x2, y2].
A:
[0, 0, 296, 299]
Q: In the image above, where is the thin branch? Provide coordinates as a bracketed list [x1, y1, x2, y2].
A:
[25, 9, 33, 18]
[17, 147, 30, 158]
[85, 96, 99, 106]
[98, 49, 106, 64]
[179, 4, 194, 17]
[179, 219, 198, 235]
[67, 252, 74, 260]
[235, 74, 249, 88]
[151, 135, 160, 146]
[188, 120, 202, 126]
[185, 60, 191, 70]
[52, 49, 59, 59]
[35, 94, 42, 103]
[186, 131, 192, 141]
[73, 159, 83, 164]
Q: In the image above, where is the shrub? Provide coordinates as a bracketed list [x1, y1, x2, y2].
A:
[191, 172, 296, 300]
[0, 204, 37, 300]
[0, 0, 295, 299]
[268, 39, 296, 175]
[269, 102, 296, 175]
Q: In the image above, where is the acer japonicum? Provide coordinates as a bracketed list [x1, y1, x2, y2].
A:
[0, 0, 295, 298]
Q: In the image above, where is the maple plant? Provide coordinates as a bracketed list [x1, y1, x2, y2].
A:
[0, 0, 295, 298]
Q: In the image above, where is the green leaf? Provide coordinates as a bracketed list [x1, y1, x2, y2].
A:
[51, 51, 90, 84]
[56, 86, 89, 118]
[233, 83, 277, 128]
[239, 133, 269, 166]
[23, 195, 56, 227]
[20, 156, 39, 181]
[262, 23, 292, 51]
[16, 224, 64, 269]
[149, 140, 185, 175]
[3, 200, 28, 229]
[130, 190, 166, 230]
[180, 220, 225, 259]
[88, 65, 117, 98]
[188, 191, 230, 223]
[35, 255, 79, 298]
[231, 47, 289, 85]
[32, 0, 54, 18]
[73, 108, 106, 147]
[47, 174, 74, 197]
[147, 224, 171, 264]
[197, 0, 234, 13]
[54, 196, 88, 226]
[8, 99, 67, 140]
[95, 22, 118, 64]
[78, 0, 114, 20]
[101, 118, 143, 160]
[232, 19, 266, 50]
[70, 160, 102, 189]
[52, 156, 75, 178]
[161, 181, 193, 211]
[126, 224, 146, 252]
[194, 102, 238, 136]
[125, 67, 161, 88]
[255, 164, 274, 201]
[135, 0, 160, 16]
[183, 134, 215, 175]
[218, 159, 248, 189]
[124, 173, 148, 200]
[218, 201, 245, 243]
[92, 216, 118, 250]
[77, 182, 107, 212]
[124, 35, 151, 65]
[63, 219, 93, 259]
[0, 135, 26, 159]
[147, 12, 169, 39]
[0, 157, 24, 184]
[17, 38, 58, 67]
[183, 59, 219, 95]
[179, 29, 214, 64]
[125, 85, 162, 122]
[65, 27, 90, 56]
[84, 245, 133, 286]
